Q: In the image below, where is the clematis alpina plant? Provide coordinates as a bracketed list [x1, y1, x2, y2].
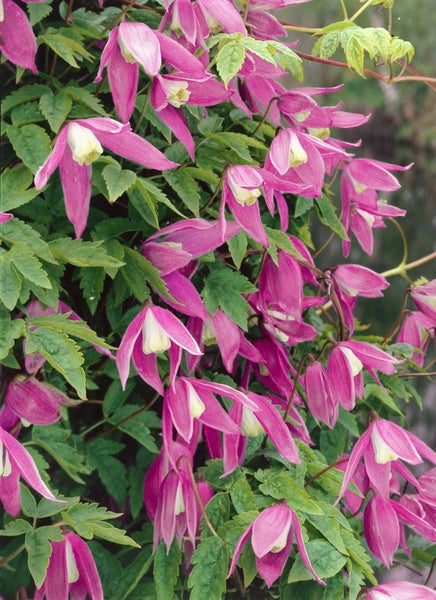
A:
[1, 0, 435, 597]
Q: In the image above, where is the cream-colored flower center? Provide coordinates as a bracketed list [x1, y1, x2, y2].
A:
[0, 442, 12, 478]
[339, 347, 363, 377]
[186, 382, 206, 418]
[67, 123, 103, 166]
[174, 482, 185, 515]
[241, 406, 264, 437]
[371, 426, 399, 464]
[65, 540, 80, 584]
[0, 1, 4, 23]
[142, 309, 171, 354]
[202, 318, 216, 345]
[228, 179, 261, 207]
[289, 135, 308, 168]
[164, 80, 191, 108]
[308, 127, 330, 139]
[118, 34, 136, 63]
[270, 520, 291, 553]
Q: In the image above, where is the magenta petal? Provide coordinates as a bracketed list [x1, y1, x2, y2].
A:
[374, 420, 423, 465]
[227, 524, 254, 578]
[132, 338, 164, 395]
[118, 22, 161, 76]
[153, 306, 202, 355]
[0, 0, 38, 73]
[211, 310, 240, 373]
[67, 531, 104, 600]
[160, 272, 208, 321]
[116, 308, 146, 389]
[225, 185, 269, 247]
[252, 504, 292, 557]
[0, 465, 21, 516]
[59, 148, 92, 238]
[367, 581, 436, 600]
[256, 538, 292, 587]
[365, 442, 391, 499]
[43, 541, 69, 599]
[153, 104, 195, 159]
[107, 43, 139, 123]
[34, 126, 69, 189]
[166, 381, 193, 442]
[291, 512, 325, 585]
[5, 376, 66, 425]
[155, 31, 208, 79]
[336, 431, 371, 503]
[363, 497, 399, 567]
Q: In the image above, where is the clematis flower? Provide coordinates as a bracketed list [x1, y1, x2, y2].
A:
[363, 581, 436, 600]
[396, 310, 434, 367]
[0, 424, 62, 516]
[304, 361, 337, 428]
[34, 117, 178, 237]
[34, 530, 103, 600]
[410, 279, 436, 321]
[0, 0, 43, 73]
[228, 503, 324, 587]
[116, 304, 202, 395]
[0, 211, 13, 223]
[336, 416, 436, 503]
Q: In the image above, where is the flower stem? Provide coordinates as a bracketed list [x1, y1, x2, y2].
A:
[0, 543, 26, 567]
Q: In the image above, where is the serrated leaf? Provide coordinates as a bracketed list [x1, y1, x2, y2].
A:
[364, 382, 404, 416]
[0, 316, 24, 360]
[25, 326, 86, 399]
[109, 404, 159, 453]
[184, 167, 220, 189]
[122, 246, 170, 300]
[0, 165, 40, 211]
[26, 526, 64, 589]
[62, 502, 122, 526]
[49, 237, 125, 268]
[389, 38, 414, 62]
[314, 32, 340, 59]
[307, 514, 349, 555]
[241, 37, 276, 64]
[7, 124, 52, 174]
[0, 255, 21, 310]
[0, 218, 55, 263]
[202, 493, 230, 535]
[102, 164, 137, 204]
[371, 27, 392, 62]
[288, 538, 347, 583]
[315, 196, 348, 240]
[27, 314, 114, 350]
[7, 244, 51, 289]
[230, 478, 257, 514]
[265, 228, 306, 261]
[227, 230, 247, 270]
[208, 132, 265, 162]
[87, 521, 140, 547]
[154, 541, 181, 600]
[163, 169, 201, 216]
[216, 40, 246, 86]
[2, 84, 51, 114]
[11, 101, 43, 126]
[0, 519, 32, 537]
[39, 32, 93, 67]
[112, 548, 154, 600]
[188, 537, 228, 600]
[202, 267, 257, 331]
[39, 91, 72, 133]
[319, 21, 355, 35]
[64, 86, 109, 117]
[80, 267, 106, 315]
[28, 0, 53, 25]
[87, 440, 127, 506]
[138, 177, 188, 219]
[258, 474, 323, 515]
[128, 180, 160, 229]
[343, 34, 365, 77]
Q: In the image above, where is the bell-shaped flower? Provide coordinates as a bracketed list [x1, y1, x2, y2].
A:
[3, 375, 70, 426]
[410, 279, 436, 321]
[397, 310, 434, 367]
[304, 361, 338, 428]
[34, 117, 178, 237]
[116, 304, 202, 395]
[363, 581, 436, 600]
[34, 530, 103, 600]
[337, 416, 436, 504]
[0, 0, 40, 73]
[228, 503, 324, 587]
[0, 424, 63, 516]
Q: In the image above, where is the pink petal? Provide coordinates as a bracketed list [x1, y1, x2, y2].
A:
[118, 22, 161, 76]
[211, 310, 240, 373]
[0, 0, 37, 73]
[152, 306, 202, 355]
[363, 496, 399, 567]
[67, 531, 104, 600]
[116, 308, 146, 389]
[252, 504, 292, 557]
[59, 147, 92, 238]
[292, 511, 325, 584]
[34, 126, 69, 189]
[132, 338, 164, 395]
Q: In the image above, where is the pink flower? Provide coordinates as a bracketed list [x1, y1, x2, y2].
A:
[0, 0, 41, 73]
[34, 118, 178, 237]
[34, 530, 103, 600]
[116, 304, 202, 394]
[410, 279, 436, 321]
[0, 212, 13, 223]
[397, 310, 434, 367]
[228, 503, 324, 587]
[304, 361, 337, 428]
[363, 581, 436, 600]
[0, 424, 63, 516]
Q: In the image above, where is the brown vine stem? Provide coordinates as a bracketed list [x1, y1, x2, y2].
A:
[399, 371, 436, 379]
[0, 543, 26, 568]
[283, 353, 311, 421]
[304, 457, 349, 488]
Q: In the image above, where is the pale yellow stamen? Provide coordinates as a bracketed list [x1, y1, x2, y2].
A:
[142, 310, 171, 354]
[65, 540, 80, 583]
[67, 123, 103, 166]
[371, 426, 399, 464]
[186, 382, 206, 418]
[241, 406, 264, 437]
[174, 482, 185, 515]
[339, 347, 363, 376]
[164, 80, 191, 108]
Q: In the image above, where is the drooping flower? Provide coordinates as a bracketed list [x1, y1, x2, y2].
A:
[0, 424, 63, 516]
[396, 310, 435, 367]
[34, 530, 103, 600]
[34, 118, 178, 237]
[363, 581, 436, 600]
[410, 279, 436, 321]
[228, 503, 324, 587]
[304, 361, 337, 428]
[116, 304, 202, 394]
[0, 0, 42, 73]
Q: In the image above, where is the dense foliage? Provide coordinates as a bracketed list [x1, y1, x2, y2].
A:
[1, 1, 435, 599]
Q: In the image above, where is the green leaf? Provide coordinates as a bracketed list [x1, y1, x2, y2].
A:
[11, 101, 43, 126]
[112, 547, 154, 600]
[49, 238, 125, 268]
[188, 537, 228, 600]
[265, 227, 306, 261]
[288, 538, 347, 583]
[26, 526, 64, 589]
[153, 541, 181, 600]
[0, 255, 21, 310]
[389, 37, 414, 62]
[230, 478, 258, 514]
[87, 521, 140, 547]
[2, 84, 51, 114]
[39, 32, 93, 67]
[28, 0, 53, 25]
[241, 37, 276, 64]
[27, 314, 114, 350]
[0, 316, 24, 360]
[25, 326, 86, 399]
[202, 267, 257, 330]
[7, 243, 52, 289]
[313, 32, 341, 59]
[202, 493, 230, 536]
[267, 40, 303, 80]
[364, 382, 404, 416]
[208, 132, 265, 163]
[138, 177, 188, 219]
[343, 33, 365, 77]
[7, 125, 52, 174]
[216, 40, 246, 87]
[258, 474, 323, 515]
[227, 230, 248, 270]
[64, 86, 109, 117]
[0, 218, 55, 263]
[39, 91, 72, 133]
[102, 164, 137, 204]
[371, 27, 392, 62]
[128, 179, 160, 229]
[0, 519, 32, 537]
[0, 164, 40, 211]
[307, 514, 349, 555]
[122, 246, 170, 301]
[315, 196, 348, 240]
[184, 166, 220, 189]
[79, 267, 106, 315]
[108, 404, 159, 454]
[87, 440, 128, 506]
[163, 169, 201, 216]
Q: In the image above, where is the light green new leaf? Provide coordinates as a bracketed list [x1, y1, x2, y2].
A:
[25, 326, 86, 399]
[188, 537, 228, 600]
[27, 314, 114, 350]
[26, 526, 64, 589]
[216, 40, 246, 87]
[0, 165, 40, 211]
[287, 539, 347, 583]
[154, 541, 181, 600]
[343, 33, 366, 77]
[7, 125, 52, 174]
[87, 521, 140, 547]
[0, 519, 32, 537]
[49, 238, 125, 269]
[389, 38, 414, 62]
[0, 255, 21, 310]
[0, 316, 25, 360]
[8, 244, 52, 289]
[102, 164, 137, 204]
[313, 32, 341, 60]
[241, 37, 276, 64]
[39, 91, 72, 133]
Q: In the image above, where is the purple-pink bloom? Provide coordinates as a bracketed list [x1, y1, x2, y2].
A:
[304, 361, 337, 428]
[0, 424, 63, 516]
[34, 530, 103, 600]
[397, 311, 435, 367]
[116, 304, 202, 394]
[0, 0, 41, 73]
[228, 503, 324, 587]
[363, 581, 436, 600]
[410, 279, 436, 321]
[34, 117, 178, 237]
